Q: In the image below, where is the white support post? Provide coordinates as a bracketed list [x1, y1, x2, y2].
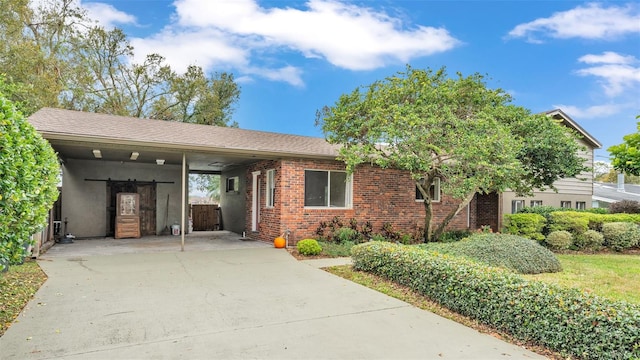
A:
[181, 153, 186, 252]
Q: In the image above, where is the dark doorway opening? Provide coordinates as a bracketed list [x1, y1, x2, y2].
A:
[107, 181, 157, 237]
[475, 192, 499, 232]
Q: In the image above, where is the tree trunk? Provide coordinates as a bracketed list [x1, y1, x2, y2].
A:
[423, 198, 433, 242]
[432, 191, 477, 241]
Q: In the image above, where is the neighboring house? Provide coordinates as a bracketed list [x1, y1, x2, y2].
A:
[29, 107, 599, 246]
[501, 109, 602, 219]
[593, 181, 640, 208]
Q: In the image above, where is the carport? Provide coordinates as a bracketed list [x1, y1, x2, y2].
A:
[28, 108, 294, 250]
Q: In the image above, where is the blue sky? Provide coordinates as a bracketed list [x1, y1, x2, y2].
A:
[78, 0, 639, 161]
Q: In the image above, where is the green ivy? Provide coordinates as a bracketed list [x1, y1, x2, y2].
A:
[0, 95, 59, 269]
[352, 242, 640, 360]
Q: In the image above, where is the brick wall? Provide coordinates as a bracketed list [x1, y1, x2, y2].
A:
[247, 159, 471, 244]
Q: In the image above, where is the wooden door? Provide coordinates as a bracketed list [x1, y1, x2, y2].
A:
[108, 181, 157, 237]
[137, 184, 157, 236]
[475, 192, 499, 232]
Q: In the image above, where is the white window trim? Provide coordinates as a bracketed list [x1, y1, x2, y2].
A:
[266, 169, 275, 208]
[226, 176, 239, 193]
[303, 169, 353, 209]
[512, 199, 525, 214]
[415, 178, 441, 203]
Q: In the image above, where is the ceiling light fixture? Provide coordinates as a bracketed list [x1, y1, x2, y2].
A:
[156, 159, 165, 165]
[92, 149, 102, 159]
[130, 152, 139, 160]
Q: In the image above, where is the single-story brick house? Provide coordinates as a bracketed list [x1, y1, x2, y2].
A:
[28, 107, 600, 247]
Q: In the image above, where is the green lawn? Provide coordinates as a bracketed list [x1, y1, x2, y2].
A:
[525, 254, 640, 304]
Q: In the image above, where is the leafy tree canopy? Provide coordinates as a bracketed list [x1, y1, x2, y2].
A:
[317, 66, 587, 241]
[0, 94, 60, 269]
[0, 0, 240, 126]
[609, 119, 640, 176]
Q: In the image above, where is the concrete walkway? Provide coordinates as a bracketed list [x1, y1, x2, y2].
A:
[1, 243, 545, 359]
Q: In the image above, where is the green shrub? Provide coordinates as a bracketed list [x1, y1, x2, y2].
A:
[352, 242, 640, 360]
[502, 213, 546, 241]
[545, 230, 573, 250]
[437, 230, 472, 243]
[609, 200, 640, 214]
[548, 211, 590, 235]
[296, 239, 322, 256]
[588, 213, 640, 232]
[422, 234, 561, 274]
[602, 222, 640, 251]
[318, 240, 354, 257]
[333, 227, 359, 244]
[0, 96, 60, 270]
[574, 230, 604, 250]
[369, 233, 387, 242]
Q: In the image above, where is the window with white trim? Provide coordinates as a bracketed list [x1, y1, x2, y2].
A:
[560, 201, 572, 209]
[530, 200, 543, 207]
[266, 169, 275, 208]
[512, 200, 525, 214]
[304, 170, 352, 208]
[415, 178, 441, 203]
[575, 201, 586, 210]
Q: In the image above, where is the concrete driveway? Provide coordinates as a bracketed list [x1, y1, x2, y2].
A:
[1, 239, 545, 359]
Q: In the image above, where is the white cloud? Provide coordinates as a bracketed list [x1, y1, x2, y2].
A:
[172, 0, 460, 71]
[122, 0, 459, 85]
[575, 52, 640, 96]
[507, 3, 640, 42]
[552, 103, 622, 119]
[83, 2, 137, 28]
[130, 29, 248, 73]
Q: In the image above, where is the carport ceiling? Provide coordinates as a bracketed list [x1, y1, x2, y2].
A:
[51, 140, 264, 173]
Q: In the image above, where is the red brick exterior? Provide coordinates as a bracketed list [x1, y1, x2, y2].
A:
[246, 159, 473, 245]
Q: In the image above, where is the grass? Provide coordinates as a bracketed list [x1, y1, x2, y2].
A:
[0, 260, 47, 336]
[525, 253, 640, 304]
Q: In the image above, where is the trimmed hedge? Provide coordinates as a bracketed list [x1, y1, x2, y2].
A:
[549, 212, 589, 235]
[421, 234, 561, 274]
[502, 213, 545, 241]
[352, 242, 640, 360]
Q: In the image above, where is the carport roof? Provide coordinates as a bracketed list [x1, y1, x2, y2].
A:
[29, 108, 341, 170]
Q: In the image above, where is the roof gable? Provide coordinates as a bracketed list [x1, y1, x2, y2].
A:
[545, 109, 602, 149]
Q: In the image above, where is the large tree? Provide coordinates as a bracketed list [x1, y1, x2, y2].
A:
[609, 119, 640, 176]
[317, 66, 587, 242]
[0, 0, 240, 126]
[0, 94, 59, 269]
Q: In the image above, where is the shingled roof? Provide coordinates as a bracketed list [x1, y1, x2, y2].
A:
[29, 107, 340, 159]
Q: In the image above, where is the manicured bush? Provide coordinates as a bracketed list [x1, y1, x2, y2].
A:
[602, 222, 640, 252]
[352, 242, 640, 360]
[296, 239, 322, 256]
[587, 213, 640, 232]
[609, 199, 640, 214]
[422, 234, 561, 274]
[545, 230, 573, 250]
[574, 230, 604, 250]
[548, 211, 590, 235]
[0, 96, 60, 270]
[502, 213, 546, 241]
